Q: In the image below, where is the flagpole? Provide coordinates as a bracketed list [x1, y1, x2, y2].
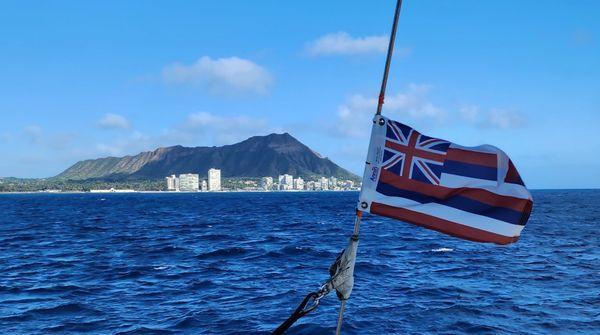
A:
[376, 0, 403, 116]
[335, 0, 403, 333]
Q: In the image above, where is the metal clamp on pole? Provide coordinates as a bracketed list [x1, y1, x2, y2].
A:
[272, 213, 362, 335]
[333, 211, 362, 335]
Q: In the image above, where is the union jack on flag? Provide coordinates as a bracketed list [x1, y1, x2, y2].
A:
[359, 116, 533, 245]
[382, 120, 450, 185]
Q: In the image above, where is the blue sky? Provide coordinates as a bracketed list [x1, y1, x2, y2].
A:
[0, 1, 598, 188]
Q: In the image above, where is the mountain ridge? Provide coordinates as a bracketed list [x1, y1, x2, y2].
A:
[56, 133, 358, 181]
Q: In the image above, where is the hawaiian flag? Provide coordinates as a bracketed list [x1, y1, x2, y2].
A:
[358, 116, 533, 245]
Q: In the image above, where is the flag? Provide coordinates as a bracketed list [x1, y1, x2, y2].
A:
[358, 116, 532, 245]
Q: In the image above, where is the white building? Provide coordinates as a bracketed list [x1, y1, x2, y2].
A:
[201, 180, 208, 192]
[293, 177, 304, 191]
[319, 177, 329, 190]
[166, 174, 180, 191]
[179, 173, 199, 192]
[260, 177, 274, 191]
[278, 174, 293, 191]
[329, 177, 338, 190]
[208, 168, 221, 191]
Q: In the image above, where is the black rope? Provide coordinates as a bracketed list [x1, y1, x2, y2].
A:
[272, 292, 319, 335]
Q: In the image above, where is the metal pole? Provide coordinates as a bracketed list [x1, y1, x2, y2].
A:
[336, 1, 404, 333]
[376, 0, 404, 116]
[335, 212, 361, 335]
[335, 300, 347, 335]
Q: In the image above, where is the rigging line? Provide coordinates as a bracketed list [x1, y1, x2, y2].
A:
[376, 0, 404, 116]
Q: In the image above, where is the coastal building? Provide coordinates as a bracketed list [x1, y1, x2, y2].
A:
[293, 177, 304, 191]
[201, 180, 208, 192]
[278, 174, 293, 191]
[260, 177, 274, 191]
[208, 168, 221, 191]
[166, 174, 179, 191]
[329, 177, 338, 190]
[179, 173, 199, 192]
[319, 177, 329, 190]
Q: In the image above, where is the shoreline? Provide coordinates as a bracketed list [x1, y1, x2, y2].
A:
[0, 189, 361, 195]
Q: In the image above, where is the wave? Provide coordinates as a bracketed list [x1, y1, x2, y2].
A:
[115, 326, 175, 335]
[30, 302, 95, 315]
[188, 279, 217, 290]
[1, 302, 101, 322]
[43, 319, 107, 332]
[431, 247, 454, 252]
[252, 246, 334, 261]
[196, 247, 248, 260]
[197, 234, 230, 241]
[25, 284, 85, 294]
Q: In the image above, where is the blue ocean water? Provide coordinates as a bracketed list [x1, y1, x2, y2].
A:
[0, 190, 598, 334]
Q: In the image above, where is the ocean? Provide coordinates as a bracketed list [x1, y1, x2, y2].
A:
[0, 190, 598, 334]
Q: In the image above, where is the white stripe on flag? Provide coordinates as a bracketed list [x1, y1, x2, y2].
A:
[440, 173, 532, 200]
[365, 192, 525, 237]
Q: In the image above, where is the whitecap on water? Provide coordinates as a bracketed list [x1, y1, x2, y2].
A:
[432, 247, 454, 252]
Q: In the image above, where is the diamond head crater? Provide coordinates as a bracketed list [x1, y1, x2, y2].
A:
[0, 133, 359, 192]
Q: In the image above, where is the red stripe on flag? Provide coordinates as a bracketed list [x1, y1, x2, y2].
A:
[385, 140, 445, 162]
[370, 202, 519, 245]
[505, 159, 525, 185]
[446, 148, 497, 168]
[379, 169, 531, 213]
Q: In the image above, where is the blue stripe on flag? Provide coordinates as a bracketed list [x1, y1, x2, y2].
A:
[376, 182, 525, 226]
[443, 160, 497, 181]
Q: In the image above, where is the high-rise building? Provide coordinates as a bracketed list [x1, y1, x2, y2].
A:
[319, 177, 329, 190]
[329, 177, 338, 190]
[278, 174, 293, 190]
[208, 168, 221, 191]
[293, 177, 304, 190]
[166, 174, 179, 191]
[179, 173, 199, 192]
[201, 180, 208, 192]
[260, 177, 274, 191]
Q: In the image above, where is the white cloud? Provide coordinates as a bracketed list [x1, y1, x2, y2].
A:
[306, 31, 410, 56]
[162, 56, 273, 96]
[459, 105, 525, 129]
[98, 113, 131, 130]
[336, 84, 446, 138]
[487, 108, 525, 129]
